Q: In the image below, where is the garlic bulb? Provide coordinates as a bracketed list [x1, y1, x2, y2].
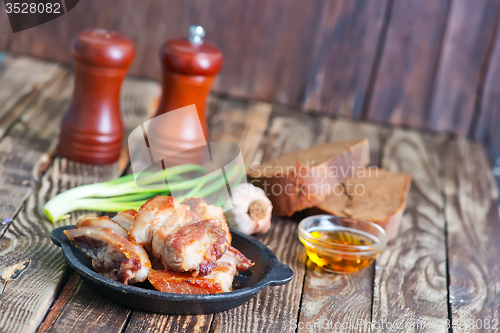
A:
[225, 183, 272, 235]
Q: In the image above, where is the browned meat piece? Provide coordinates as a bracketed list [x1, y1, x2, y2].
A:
[182, 197, 231, 244]
[151, 204, 196, 260]
[111, 209, 137, 231]
[162, 221, 229, 276]
[128, 196, 178, 247]
[227, 246, 252, 272]
[65, 215, 151, 284]
[148, 249, 239, 294]
[148, 269, 225, 294]
[150, 203, 229, 276]
[131, 196, 230, 276]
[76, 214, 128, 238]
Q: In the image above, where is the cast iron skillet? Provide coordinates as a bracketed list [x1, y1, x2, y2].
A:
[51, 225, 293, 314]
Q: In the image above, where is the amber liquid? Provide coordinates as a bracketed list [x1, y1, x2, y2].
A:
[303, 229, 376, 274]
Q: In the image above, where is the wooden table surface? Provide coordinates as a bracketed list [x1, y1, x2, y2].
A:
[0, 54, 499, 333]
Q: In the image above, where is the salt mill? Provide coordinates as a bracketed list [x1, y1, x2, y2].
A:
[58, 29, 135, 165]
[153, 26, 223, 161]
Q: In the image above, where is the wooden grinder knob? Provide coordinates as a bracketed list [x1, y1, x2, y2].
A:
[58, 29, 135, 165]
[153, 26, 223, 164]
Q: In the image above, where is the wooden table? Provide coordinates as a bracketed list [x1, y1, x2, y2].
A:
[0, 54, 499, 333]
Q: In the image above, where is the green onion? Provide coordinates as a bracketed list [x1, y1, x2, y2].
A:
[177, 177, 207, 202]
[214, 195, 226, 207]
[43, 163, 239, 222]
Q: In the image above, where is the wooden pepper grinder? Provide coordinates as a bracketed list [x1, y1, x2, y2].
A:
[155, 25, 223, 145]
[58, 29, 135, 165]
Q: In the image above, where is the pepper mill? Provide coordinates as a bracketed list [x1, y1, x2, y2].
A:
[58, 29, 135, 165]
[149, 26, 222, 164]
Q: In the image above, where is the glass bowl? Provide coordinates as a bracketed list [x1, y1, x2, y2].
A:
[298, 215, 387, 274]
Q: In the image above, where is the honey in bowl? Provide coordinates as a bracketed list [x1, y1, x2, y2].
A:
[304, 229, 375, 273]
[298, 215, 387, 274]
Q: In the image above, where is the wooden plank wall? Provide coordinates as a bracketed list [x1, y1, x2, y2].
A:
[1, 0, 500, 147]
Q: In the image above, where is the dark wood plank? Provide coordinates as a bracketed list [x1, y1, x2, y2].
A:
[297, 118, 385, 333]
[302, 0, 389, 118]
[37, 272, 80, 333]
[0, 55, 63, 139]
[208, 99, 272, 166]
[444, 139, 500, 332]
[260, 107, 324, 162]
[117, 77, 161, 171]
[0, 8, 12, 50]
[0, 68, 71, 237]
[318, 118, 389, 166]
[367, 0, 450, 129]
[472, 21, 500, 150]
[7, 0, 126, 64]
[207, 0, 324, 105]
[299, 265, 374, 333]
[429, 0, 500, 136]
[371, 129, 449, 332]
[125, 312, 213, 333]
[7, 0, 324, 106]
[0, 158, 119, 333]
[42, 272, 131, 333]
[5, 1, 500, 142]
[0, 59, 160, 242]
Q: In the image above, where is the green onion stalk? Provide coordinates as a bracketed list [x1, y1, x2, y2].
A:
[43, 163, 242, 222]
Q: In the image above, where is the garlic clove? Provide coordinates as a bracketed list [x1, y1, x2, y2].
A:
[225, 183, 273, 235]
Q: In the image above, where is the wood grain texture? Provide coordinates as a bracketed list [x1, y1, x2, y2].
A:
[210, 218, 306, 333]
[371, 129, 449, 332]
[37, 272, 80, 333]
[444, 139, 500, 333]
[261, 107, 324, 162]
[472, 20, 500, 149]
[120, 77, 161, 131]
[429, 0, 500, 135]
[302, 0, 388, 118]
[0, 55, 62, 139]
[0, 158, 119, 333]
[297, 118, 385, 333]
[208, 0, 324, 105]
[0, 68, 71, 237]
[208, 99, 272, 167]
[125, 312, 212, 333]
[317, 118, 389, 166]
[298, 264, 374, 333]
[117, 77, 161, 171]
[367, 0, 450, 128]
[41, 273, 131, 333]
[0, 8, 12, 50]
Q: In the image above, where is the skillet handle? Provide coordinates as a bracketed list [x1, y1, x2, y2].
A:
[50, 225, 73, 247]
[266, 261, 294, 286]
